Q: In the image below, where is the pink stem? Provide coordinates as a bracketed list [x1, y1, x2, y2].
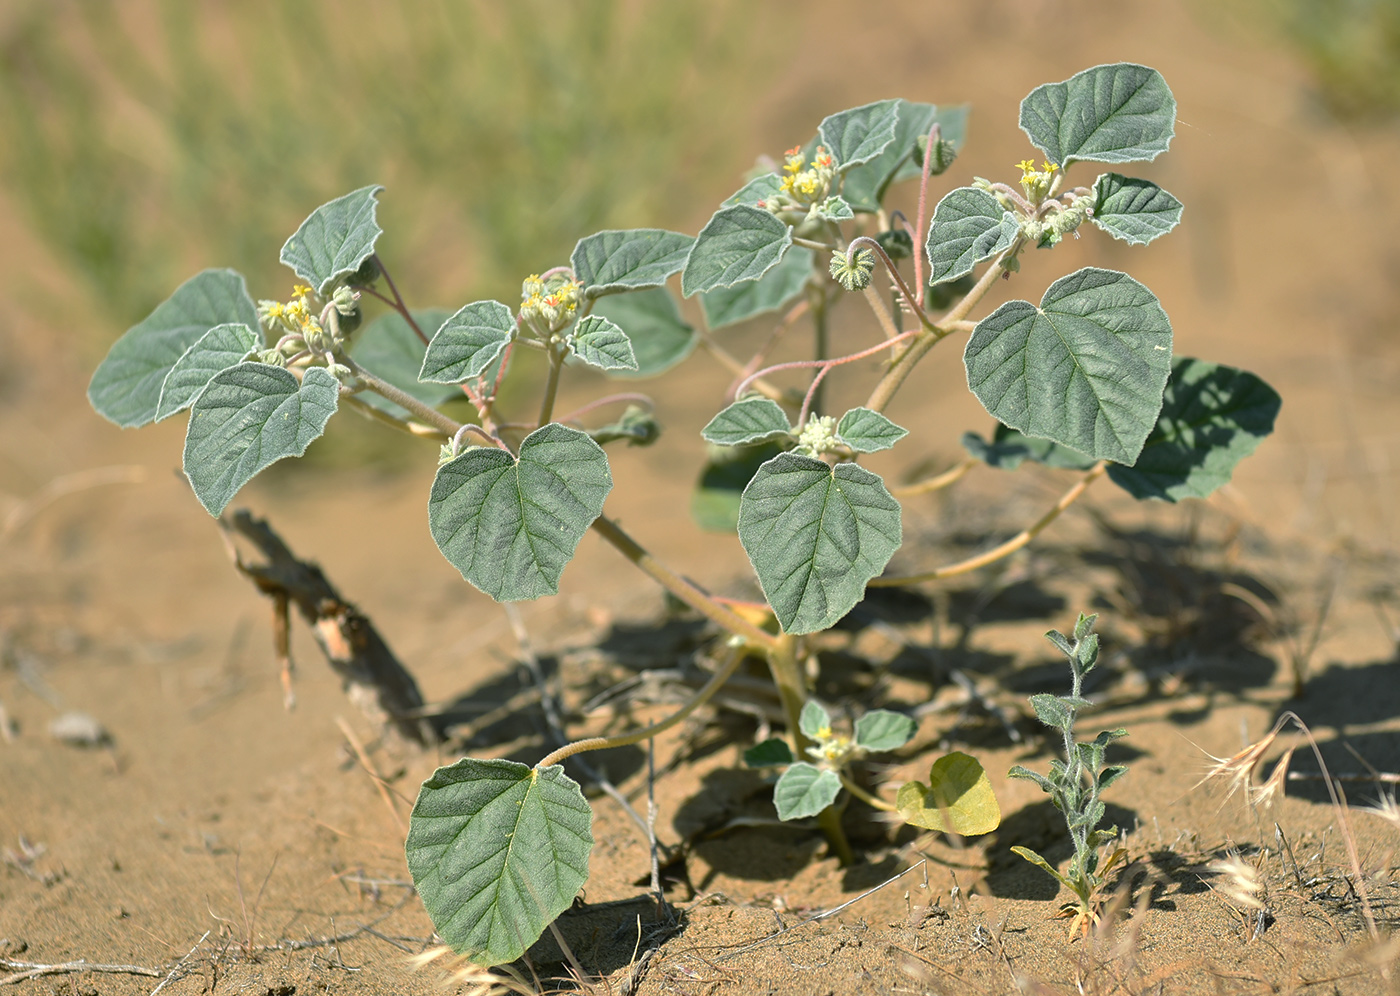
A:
[914, 123, 941, 309]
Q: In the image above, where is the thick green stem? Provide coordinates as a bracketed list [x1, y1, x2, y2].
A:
[808, 285, 829, 417]
[537, 344, 565, 426]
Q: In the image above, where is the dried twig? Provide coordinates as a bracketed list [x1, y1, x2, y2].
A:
[0, 956, 163, 986]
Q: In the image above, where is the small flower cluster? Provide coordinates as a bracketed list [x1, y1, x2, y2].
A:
[257, 284, 330, 363]
[829, 245, 875, 291]
[1017, 158, 1059, 202]
[795, 414, 841, 456]
[519, 273, 582, 336]
[804, 721, 855, 767]
[756, 145, 837, 215]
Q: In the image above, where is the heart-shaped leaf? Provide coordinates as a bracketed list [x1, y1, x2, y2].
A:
[155, 322, 261, 421]
[420, 301, 514, 384]
[925, 187, 1020, 286]
[1106, 357, 1280, 501]
[700, 246, 813, 330]
[589, 287, 696, 378]
[406, 758, 592, 967]
[1020, 64, 1176, 168]
[682, 206, 792, 297]
[428, 424, 612, 601]
[183, 364, 340, 516]
[89, 269, 259, 428]
[279, 185, 385, 296]
[702, 397, 792, 447]
[690, 440, 785, 534]
[571, 229, 694, 299]
[773, 762, 842, 820]
[569, 315, 637, 371]
[964, 267, 1172, 464]
[896, 751, 1001, 835]
[738, 453, 902, 634]
[1091, 173, 1183, 245]
[818, 99, 900, 169]
[837, 408, 907, 454]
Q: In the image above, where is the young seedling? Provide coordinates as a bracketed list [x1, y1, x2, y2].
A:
[1009, 613, 1129, 936]
[87, 64, 1281, 966]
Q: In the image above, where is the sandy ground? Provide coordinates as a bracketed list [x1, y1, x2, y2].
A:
[3, 2, 1400, 993]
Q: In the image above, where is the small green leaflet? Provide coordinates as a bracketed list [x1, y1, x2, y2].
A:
[964, 267, 1172, 465]
[349, 309, 459, 416]
[701, 397, 792, 447]
[800, 700, 832, 738]
[405, 758, 592, 968]
[681, 206, 793, 297]
[89, 269, 259, 428]
[738, 453, 902, 634]
[744, 738, 794, 767]
[700, 247, 813, 330]
[1029, 693, 1072, 730]
[836, 408, 906, 453]
[1106, 357, 1281, 501]
[154, 323, 260, 421]
[690, 440, 784, 534]
[815, 196, 854, 222]
[1019, 64, 1176, 168]
[183, 364, 340, 516]
[589, 287, 696, 378]
[570, 229, 694, 299]
[1091, 173, 1184, 245]
[773, 762, 842, 820]
[569, 315, 638, 371]
[925, 187, 1019, 285]
[961, 423, 1096, 471]
[724, 172, 783, 207]
[853, 710, 916, 752]
[818, 98, 900, 169]
[428, 424, 612, 601]
[842, 102, 968, 212]
[420, 301, 514, 384]
[279, 185, 385, 296]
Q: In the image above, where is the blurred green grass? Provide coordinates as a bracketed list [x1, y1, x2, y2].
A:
[0, 1, 770, 333]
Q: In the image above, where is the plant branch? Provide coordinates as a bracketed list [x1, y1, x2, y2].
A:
[589, 516, 778, 651]
[871, 461, 1107, 585]
[701, 336, 788, 403]
[913, 124, 940, 309]
[556, 393, 654, 425]
[537, 346, 565, 426]
[369, 253, 428, 345]
[340, 394, 448, 441]
[839, 772, 897, 812]
[847, 236, 932, 332]
[891, 458, 976, 499]
[343, 359, 463, 437]
[536, 645, 747, 768]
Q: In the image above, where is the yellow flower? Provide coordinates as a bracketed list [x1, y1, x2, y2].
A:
[1042, 161, 1058, 174]
[291, 283, 313, 298]
[1016, 159, 1037, 176]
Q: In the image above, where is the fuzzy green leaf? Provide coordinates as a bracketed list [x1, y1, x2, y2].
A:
[690, 441, 784, 534]
[569, 315, 638, 371]
[799, 700, 832, 739]
[1046, 630, 1076, 659]
[1029, 693, 1072, 730]
[279, 185, 385, 296]
[1107, 358, 1280, 501]
[819, 99, 900, 169]
[571, 229, 694, 299]
[961, 424, 1096, 471]
[420, 301, 514, 384]
[587, 405, 660, 448]
[1020, 64, 1176, 168]
[1008, 764, 1056, 795]
[964, 267, 1173, 464]
[1091, 173, 1183, 245]
[815, 195, 854, 222]
[1098, 765, 1129, 791]
[348, 309, 459, 416]
[701, 397, 792, 447]
[428, 424, 612, 602]
[589, 287, 696, 378]
[773, 762, 842, 820]
[1010, 845, 1072, 888]
[700, 247, 813, 330]
[837, 408, 907, 453]
[724, 172, 783, 207]
[682, 206, 793, 297]
[182, 364, 340, 516]
[1074, 612, 1098, 642]
[854, 710, 916, 752]
[89, 269, 259, 428]
[897, 751, 1001, 835]
[925, 187, 1019, 285]
[155, 323, 261, 421]
[744, 738, 795, 768]
[842, 102, 968, 212]
[738, 453, 902, 634]
[405, 758, 592, 967]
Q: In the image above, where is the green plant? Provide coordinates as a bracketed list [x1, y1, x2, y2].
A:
[87, 63, 1281, 967]
[1009, 613, 1129, 936]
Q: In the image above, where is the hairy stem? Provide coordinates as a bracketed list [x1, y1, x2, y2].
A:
[589, 516, 778, 652]
[891, 458, 976, 499]
[537, 345, 565, 426]
[870, 462, 1107, 585]
[839, 772, 897, 812]
[913, 124, 941, 309]
[340, 394, 448, 441]
[809, 284, 829, 417]
[536, 645, 746, 768]
[344, 359, 463, 438]
[369, 254, 428, 346]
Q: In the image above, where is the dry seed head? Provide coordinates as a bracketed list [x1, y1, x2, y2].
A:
[1194, 717, 1288, 804]
[1363, 789, 1400, 830]
[1207, 851, 1264, 910]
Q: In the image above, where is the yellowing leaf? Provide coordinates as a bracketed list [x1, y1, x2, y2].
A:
[896, 751, 1000, 835]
